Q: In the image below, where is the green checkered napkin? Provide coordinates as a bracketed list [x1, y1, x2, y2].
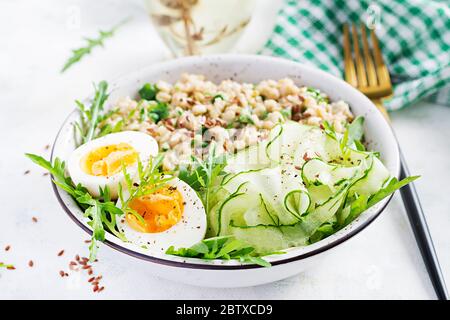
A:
[260, 0, 450, 110]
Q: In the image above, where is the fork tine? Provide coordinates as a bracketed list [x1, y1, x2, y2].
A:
[351, 23, 367, 88]
[343, 24, 357, 87]
[370, 28, 392, 89]
[361, 23, 378, 86]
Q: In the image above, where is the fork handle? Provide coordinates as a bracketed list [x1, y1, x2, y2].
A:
[373, 98, 448, 299]
[398, 149, 449, 300]
[373, 99, 390, 120]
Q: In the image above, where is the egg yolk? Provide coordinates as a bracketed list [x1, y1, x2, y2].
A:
[126, 186, 184, 233]
[81, 143, 138, 177]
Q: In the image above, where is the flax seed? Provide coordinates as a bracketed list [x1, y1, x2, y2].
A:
[32, 217, 38, 223]
[57, 250, 64, 257]
[24, 170, 30, 175]
[4, 245, 10, 251]
[28, 260, 34, 267]
[59, 270, 65, 277]
[7, 266, 15, 270]
[98, 287, 105, 293]
[88, 277, 95, 283]
[93, 285, 99, 292]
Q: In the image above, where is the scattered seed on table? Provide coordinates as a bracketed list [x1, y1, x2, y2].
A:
[88, 277, 95, 283]
[84, 240, 91, 243]
[4, 245, 10, 251]
[7, 266, 15, 270]
[43, 172, 49, 176]
[98, 287, 105, 293]
[24, 170, 30, 175]
[32, 217, 38, 223]
[57, 250, 65, 257]
[59, 270, 65, 277]
[28, 260, 34, 267]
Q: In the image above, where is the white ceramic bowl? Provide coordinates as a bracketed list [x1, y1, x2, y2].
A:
[51, 54, 400, 288]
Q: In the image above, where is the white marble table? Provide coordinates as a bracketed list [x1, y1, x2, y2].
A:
[1, 0, 448, 300]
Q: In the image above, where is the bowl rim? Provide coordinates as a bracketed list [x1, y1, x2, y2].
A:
[50, 54, 400, 270]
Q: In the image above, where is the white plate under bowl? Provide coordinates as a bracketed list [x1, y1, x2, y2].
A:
[51, 54, 400, 288]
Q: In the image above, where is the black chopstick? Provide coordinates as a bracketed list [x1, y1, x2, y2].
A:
[398, 149, 449, 300]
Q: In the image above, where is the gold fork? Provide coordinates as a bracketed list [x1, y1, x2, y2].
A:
[342, 22, 449, 300]
[343, 23, 393, 119]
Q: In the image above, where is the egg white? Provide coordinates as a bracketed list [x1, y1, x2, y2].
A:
[67, 131, 158, 199]
[117, 178, 207, 253]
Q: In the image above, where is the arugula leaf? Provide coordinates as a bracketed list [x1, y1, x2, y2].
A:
[322, 121, 338, 141]
[338, 175, 420, 228]
[61, 19, 128, 72]
[25, 153, 125, 261]
[368, 176, 420, 207]
[324, 116, 366, 153]
[119, 155, 174, 222]
[75, 81, 110, 146]
[139, 83, 159, 101]
[178, 144, 227, 214]
[309, 223, 336, 244]
[98, 119, 124, 138]
[85, 81, 109, 142]
[354, 139, 366, 151]
[166, 236, 271, 267]
[242, 256, 271, 268]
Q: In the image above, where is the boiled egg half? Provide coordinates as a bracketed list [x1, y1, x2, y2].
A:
[67, 131, 158, 198]
[117, 178, 206, 252]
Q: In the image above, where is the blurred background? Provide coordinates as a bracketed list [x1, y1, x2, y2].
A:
[0, 0, 449, 299]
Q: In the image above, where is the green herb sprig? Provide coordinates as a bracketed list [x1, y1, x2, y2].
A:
[25, 153, 125, 261]
[178, 144, 227, 214]
[138, 83, 159, 101]
[74, 81, 109, 146]
[148, 102, 169, 123]
[61, 19, 129, 73]
[166, 236, 271, 267]
[118, 155, 174, 224]
[0, 262, 14, 269]
[306, 87, 329, 104]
